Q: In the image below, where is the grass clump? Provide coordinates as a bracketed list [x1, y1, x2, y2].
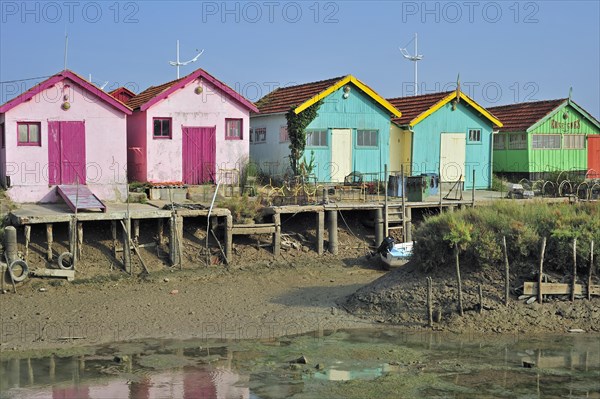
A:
[217, 194, 264, 224]
[413, 201, 599, 274]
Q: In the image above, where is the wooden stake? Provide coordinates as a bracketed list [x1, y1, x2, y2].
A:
[316, 211, 324, 255]
[119, 220, 149, 275]
[273, 212, 281, 256]
[122, 218, 131, 274]
[111, 221, 118, 259]
[538, 237, 547, 304]
[455, 244, 464, 316]
[427, 277, 433, 327]
[503, 236, 510, 306]
[225, 214, 233, 264]
[46, 224, 53, 261]
[571, 237, 577, 302]
[24, 225, 31, 261]
[478, 284, 483, 314]
[77, 222, 83, 260]
[588, 241, 594, 301]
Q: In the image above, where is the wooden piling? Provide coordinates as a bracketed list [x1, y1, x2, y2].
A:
[478, 284, 483, 314]
[225, 214, 233, 264]
[24, 225, 31, 261]
[133, 220, 140, 245]
[455, 244, 464, 316]
[169, 216, 179, 267]
[571, 237, 577, 302]
[273, 212, 281, 256]
[327, 210, 338, 255]
[123, 218, 132, 274]
[538, 237, 547, 304]
[77, 222, 83, 260]
[374, 208, 383, 246]
[426, 276, 433, 327]
[316, 211, 324, 255]
[46, 224, 53, 261]
[111, 221, 118, 259]
[176, 216, 184, 269]
[588, 241, 594, 301]
[68, 217, 77, 266]
[157, 219, 165, 246]
[503, 236, 510, 306]
[405, 207, 413, 242]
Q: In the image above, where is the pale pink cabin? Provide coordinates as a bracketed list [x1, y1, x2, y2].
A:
[0, 70, 132, 203]
[125, 68, 258, 185]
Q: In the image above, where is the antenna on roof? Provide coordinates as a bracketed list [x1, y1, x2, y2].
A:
[399, 33, 423, 95]
[63, 30, 69, 70]
[169, 40, 204, 79]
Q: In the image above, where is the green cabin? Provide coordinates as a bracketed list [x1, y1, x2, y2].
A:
[387, 90, 503, 189]
[490, 99, 600, 180]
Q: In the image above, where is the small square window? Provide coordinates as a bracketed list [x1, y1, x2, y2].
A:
[226, 118, 243, 140]
[279, 125, 289, 142]
[17, 122, 41, 146]
[357, 130, 378, 147]
[153, 118, 172, 139]
[306, 130, 327, 147]
[468, 129, 481, 142]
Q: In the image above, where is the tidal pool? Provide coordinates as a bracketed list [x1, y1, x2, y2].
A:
[1, 329, 598, 398]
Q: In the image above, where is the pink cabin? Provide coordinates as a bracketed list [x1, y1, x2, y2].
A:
[0, 70, 132, 203]
[125, 68, 259, 185]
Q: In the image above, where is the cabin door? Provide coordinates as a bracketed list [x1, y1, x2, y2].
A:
[440, 133, 466, 186]
[588, 135, 600, 178]
[48, 121, 86, 185]
[182, 126, 216, 185]
[330, 129, 352, 182]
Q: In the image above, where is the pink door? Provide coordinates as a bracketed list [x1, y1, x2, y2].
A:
[182, 126, 216, 185]
[48, 121, 86, 185]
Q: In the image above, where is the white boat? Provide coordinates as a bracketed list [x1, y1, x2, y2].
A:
[379, 241, 413, 269]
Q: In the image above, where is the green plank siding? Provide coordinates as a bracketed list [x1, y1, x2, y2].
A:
[411, 101, 495, 189]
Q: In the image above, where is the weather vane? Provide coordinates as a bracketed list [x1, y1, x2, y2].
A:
[169, 40, 204, 79]
[400, 33, 423, 96]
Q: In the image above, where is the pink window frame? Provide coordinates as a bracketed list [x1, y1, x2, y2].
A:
[152, 117, 173, 139]
[225, 118, 243, 141]
[17, 122, 42, 146]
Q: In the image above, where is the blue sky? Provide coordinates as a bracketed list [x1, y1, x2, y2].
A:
[1, 1, 599, 117]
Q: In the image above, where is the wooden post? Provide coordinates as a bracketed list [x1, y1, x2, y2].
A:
[588, 241, 594, 301]
[327, 210, 338, 255]
[77, 222, 83, 260]
[503, 236, 510, 306]
[169, 216, 179, 267]
[24, 225, 31, 261]
[571, 237, 577, 302]
[538, 237, 547, 304]
[401, 164, 406, 242]
[46, 224, 53, 261]
[177, 216, 184, 269]
[225, 214, 233, 264]
[427, 276, 433, 327]
[471, 169, 476, 206]
[133, 220, 140, 245]
[384, 164, 389, 237]
[123, 218, 131, 274]
[374, 208, 383, 246]
[69, 217, 77, 267]
[111, 221, 118, 259]
[272, 212, 281, 256]
[455, 244, 464, 316]
[316, 211, 324, 255]
[157, 219, 165, 246]
[322, 188, 329, 204]
[478, 284, 483, 314]
[405, 207, 413, 242]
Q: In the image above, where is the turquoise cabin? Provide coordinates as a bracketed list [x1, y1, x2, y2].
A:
[387, 90, 503, 189]
[250, 75, 402, 182]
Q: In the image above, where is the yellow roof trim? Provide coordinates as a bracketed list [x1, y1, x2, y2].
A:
[293, 75, 402, 118]
[409, 91, 503, 127]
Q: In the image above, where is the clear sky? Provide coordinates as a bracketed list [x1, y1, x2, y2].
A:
[1, 1, 599, 117]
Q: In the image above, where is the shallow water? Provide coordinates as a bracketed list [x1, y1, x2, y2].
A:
[1, 329, 599, 398]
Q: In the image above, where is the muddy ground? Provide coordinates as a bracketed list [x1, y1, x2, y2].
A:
[1, 211, 598, 356]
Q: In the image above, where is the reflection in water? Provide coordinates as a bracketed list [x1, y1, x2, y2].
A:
[1, 330, 599, 399]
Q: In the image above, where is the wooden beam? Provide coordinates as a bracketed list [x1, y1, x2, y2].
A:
[24, 225, 31, 261]
[46, 224, 53, 261]
[523, 282, 599, 296]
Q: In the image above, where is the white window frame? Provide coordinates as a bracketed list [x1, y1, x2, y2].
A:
[532, 134, 561, 149]
[356, 129, 378, 147]
[563, 134, 585, 149]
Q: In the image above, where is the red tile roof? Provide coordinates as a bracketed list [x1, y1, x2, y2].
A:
[488, 99, 567, 132]
[127, 68, 258, 113]
[254, 76, 346, 114]
[387, 91, 454, 125]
